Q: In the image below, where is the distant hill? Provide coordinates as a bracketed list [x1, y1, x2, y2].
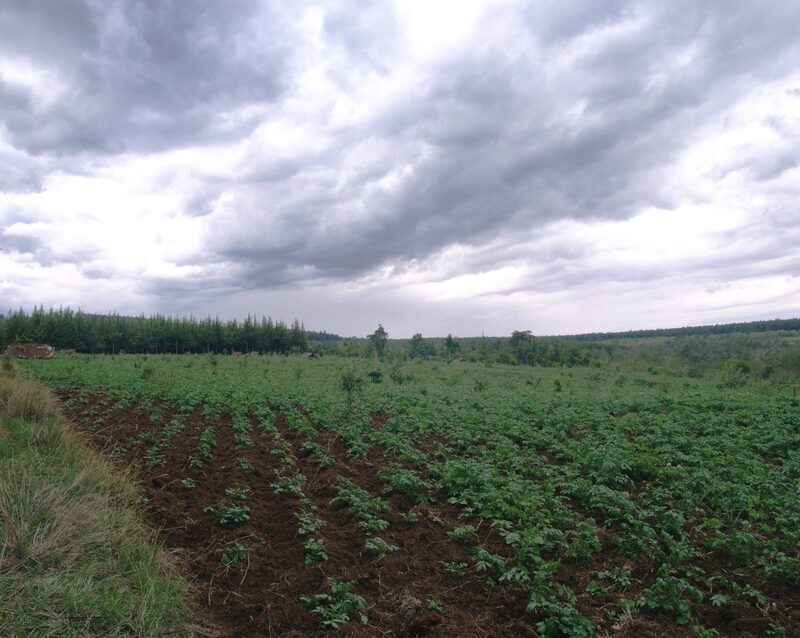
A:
[562, 318, 800, 341]
[306, 330, 342, 342]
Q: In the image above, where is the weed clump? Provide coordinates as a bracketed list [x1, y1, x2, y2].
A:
[0, 373, 57, 421]
[0, 369, 190, 636]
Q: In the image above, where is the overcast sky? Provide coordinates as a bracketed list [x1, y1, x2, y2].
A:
[1, 0, 799, 337]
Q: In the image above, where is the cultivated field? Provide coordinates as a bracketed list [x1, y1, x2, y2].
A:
[19, 354, 800, 637]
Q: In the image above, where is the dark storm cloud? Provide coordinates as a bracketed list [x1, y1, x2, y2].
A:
[139, 273, 235, 297]
[2, 1, 799, 304]
[1, 211, 99, 266]
[81, 266, 115, 280]
[0, 233, 41, 255]
[10, 241, 98, 268]
[0, 152, 44, 192]
[749, 153, 798, 182]
[0, 0, 289, 155]
[196, 0, 800, 292]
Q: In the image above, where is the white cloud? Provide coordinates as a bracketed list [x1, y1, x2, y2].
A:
[2, 1, 799, 335]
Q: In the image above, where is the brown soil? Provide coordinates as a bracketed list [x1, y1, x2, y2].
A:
[56, 390, 800, 638]
[57, 390, 539, 636]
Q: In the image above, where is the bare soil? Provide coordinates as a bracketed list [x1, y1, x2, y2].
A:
[58, 391, 539, 636]
[57, 390, 800, 638]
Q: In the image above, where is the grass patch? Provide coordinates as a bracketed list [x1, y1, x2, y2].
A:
[0, 366, 192, 637]
[0, 369, 58, 421]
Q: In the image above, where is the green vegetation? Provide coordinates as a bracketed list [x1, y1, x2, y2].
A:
[204, 502, 251, 528]
[1, 306, 308, 354]
[367, 323, 388, 358]
[11, 326, 800, 635]
[300, 577, 368, 629]
[0, 365, 190, 637]
[220, 542, 248, 565]
[4, 307, 799, 381]
[332, 476, 397, 554]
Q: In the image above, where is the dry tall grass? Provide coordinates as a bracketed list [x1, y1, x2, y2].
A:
[0, 372, 57, 421]
[0, 365, 193, 637]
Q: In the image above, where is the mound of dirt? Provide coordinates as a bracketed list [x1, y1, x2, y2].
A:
[5, 344, 55, 359]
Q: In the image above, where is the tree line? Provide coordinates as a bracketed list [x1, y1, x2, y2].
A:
[3, 307, 796, 380]
[564, 318, 800, 341]
[337, 326, 598, 367]
[0, 307, 309, 355]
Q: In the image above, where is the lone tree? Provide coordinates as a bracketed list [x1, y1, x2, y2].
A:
[510, 330, 533, 364]
[408, 332, 427, 359]
[444, 333, 459, 359]
[369, 324, 388, 358]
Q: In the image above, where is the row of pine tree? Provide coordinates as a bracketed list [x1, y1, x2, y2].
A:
[0, 307, 308, 354]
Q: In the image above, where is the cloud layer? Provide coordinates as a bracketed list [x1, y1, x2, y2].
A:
[2, 0, 799, 335]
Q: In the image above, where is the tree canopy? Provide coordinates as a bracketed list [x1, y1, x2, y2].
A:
[368, 324, 388, 358]
[0, 307, 309, 355]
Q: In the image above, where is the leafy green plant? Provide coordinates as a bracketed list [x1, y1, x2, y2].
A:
[365, 536, 398, 555]
[762, 552, 800, 586]
[473, 546, 506, 581]
[378, 463, 432, 503]
[426, 599, 443, 613]
[300, 440, 336, 468]
[205, 503, 251, 528]
[640, 572, 703, 624]
[565, 519, 601, 559]
[300, 578, 368, 629]
[221, 542, 248, 565]
[596, 567, 634, 589]
[358, 515, 389, 536]
[448, 524, 476, 543]
[585, 581, 607, 597]
[225, 485, 250, 500]
[533, 600, 594, 638]
[441, 561, 468, 577]
[271, 472, 307, 497]
[143, 445, 166, 468]
[234, 432, 254, 448]
[340, 368, 364, 407]
[390, 366, 406, 384]
[198, 426, 216, 458]
[767, 623, 788, 637]
[331, 476, 389, 518]
[303, 538, 328, 564]
[296, 509, 326, 536]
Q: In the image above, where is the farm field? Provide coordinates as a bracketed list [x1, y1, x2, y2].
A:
[19, 354, 800, 638]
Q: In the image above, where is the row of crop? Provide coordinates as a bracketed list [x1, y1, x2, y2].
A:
[23, 355, 800, 635]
